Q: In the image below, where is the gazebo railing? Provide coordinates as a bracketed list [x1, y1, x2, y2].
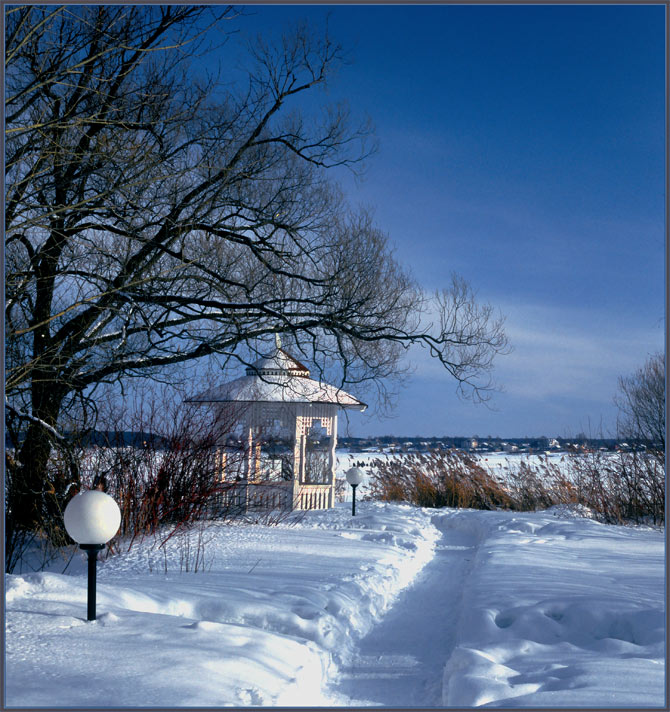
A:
[209, 482, 289, 513]
[297, 484, 331, 511]
[210, 481, 332, 513]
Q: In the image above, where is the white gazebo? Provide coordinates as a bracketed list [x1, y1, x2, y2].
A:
[187, 338, 366, 512]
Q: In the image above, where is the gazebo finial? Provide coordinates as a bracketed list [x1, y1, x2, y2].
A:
[275, 333, 282, 350]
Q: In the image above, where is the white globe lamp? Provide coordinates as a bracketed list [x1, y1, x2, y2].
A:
[345, 467, 365, 516]
[64, 490, 121, 621]
[64, 490, 121, 545]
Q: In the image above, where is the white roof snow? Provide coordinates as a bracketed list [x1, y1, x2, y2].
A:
[187, 348, 367, 410]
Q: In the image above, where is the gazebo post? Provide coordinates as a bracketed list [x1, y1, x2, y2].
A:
[292, 414, 303, 509]
[243, 420, 255, 511]
[245, 422, 253, 478]
[328, 410, 337, 508]
[298, 413, 307, 484]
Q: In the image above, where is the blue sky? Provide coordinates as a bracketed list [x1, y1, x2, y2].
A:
[225, 4, 665, 438]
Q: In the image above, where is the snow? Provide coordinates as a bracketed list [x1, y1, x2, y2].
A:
[440, 508, 665, 707]
[187, 371, 366, 409]
[5, 502, 664, 708]
[186, 347, 366, 409]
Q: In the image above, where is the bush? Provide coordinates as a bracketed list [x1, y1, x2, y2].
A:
[566, 449, 664, 526]
[5, 445, 79, 574]
[82, 390, 245, 553]
[367, 449, 664, 526]
[501, 456, 576, 511]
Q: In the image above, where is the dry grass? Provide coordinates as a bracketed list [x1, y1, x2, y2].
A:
[367, 449, 664, 525]
[367, 450, 513, 510]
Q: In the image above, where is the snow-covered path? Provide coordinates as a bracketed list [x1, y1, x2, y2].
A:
[330, 511, 477, 707]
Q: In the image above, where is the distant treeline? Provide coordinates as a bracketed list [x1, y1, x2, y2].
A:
[338, 436, 647, 450]
[5, 431, 652, 451]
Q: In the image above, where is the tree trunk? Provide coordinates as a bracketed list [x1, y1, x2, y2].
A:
[11, 383, 76, 538]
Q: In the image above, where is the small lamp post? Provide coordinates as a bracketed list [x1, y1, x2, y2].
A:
[63, 490, 121, 621]
[345, 467, 364, 516]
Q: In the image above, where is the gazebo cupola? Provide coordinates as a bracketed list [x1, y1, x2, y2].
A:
[187, 336, 366, 511]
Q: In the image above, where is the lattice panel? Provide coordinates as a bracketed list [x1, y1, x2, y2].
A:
[243, 402, 295, 428]
[297, 415, 333, 436]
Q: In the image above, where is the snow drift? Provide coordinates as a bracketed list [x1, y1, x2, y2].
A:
[5, 502, 665, 707]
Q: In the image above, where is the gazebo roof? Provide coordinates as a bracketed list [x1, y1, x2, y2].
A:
[246, 349, 310, 378]
[187, 347, 367, 411]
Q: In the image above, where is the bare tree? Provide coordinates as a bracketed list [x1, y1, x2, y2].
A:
[5, 6, 509, 536]
[615, 352, 665, 449]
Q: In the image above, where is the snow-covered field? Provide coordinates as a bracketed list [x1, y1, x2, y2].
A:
[5, 501, 664, 707]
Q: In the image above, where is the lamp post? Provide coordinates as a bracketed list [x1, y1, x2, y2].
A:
[345, 467, 364, 516]
[63, 490, 121, 621]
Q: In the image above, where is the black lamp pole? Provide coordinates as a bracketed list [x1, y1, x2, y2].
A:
[351, 483, 358, 516]
[80, 544, 105, 621]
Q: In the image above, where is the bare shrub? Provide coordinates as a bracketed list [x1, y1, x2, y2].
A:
[5, 410, 82, 572]
[334, 477, 349, 503]
[5, 444, 80, 573]
[141, 519, 216, 575]
[173, 521, 216, 574]
[615, 352, 665, 448]
[239, 498, 309, 527]
[564, 449, 664, 526]
[82, 386, 244, 552]
[4, 519, 76, 575]
[502, 456, 577, 511]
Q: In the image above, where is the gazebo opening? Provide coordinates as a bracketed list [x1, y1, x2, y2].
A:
[304, 420, 331, 485]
